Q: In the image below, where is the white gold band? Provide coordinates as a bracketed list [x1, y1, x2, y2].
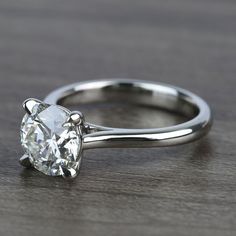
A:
[45, 79, 212, 150]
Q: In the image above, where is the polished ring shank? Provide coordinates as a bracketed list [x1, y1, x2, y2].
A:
[45, 79, 212, 150]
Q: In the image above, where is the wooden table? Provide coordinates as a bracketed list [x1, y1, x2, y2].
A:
[0, 0, 235, 235]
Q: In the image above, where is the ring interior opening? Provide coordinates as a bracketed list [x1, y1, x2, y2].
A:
[56, 83, 199, 127]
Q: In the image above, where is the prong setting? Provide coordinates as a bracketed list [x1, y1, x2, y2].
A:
[22, 98, 43, 115]
[20, 101, 83, 179]
[19, 154, 32, 168]
[67, 111, 84, 125]
[61, 151, 82, 179]
[60, 167, 78, 179]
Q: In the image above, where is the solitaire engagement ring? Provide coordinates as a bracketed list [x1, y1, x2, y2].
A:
[19, 79, 212, 179]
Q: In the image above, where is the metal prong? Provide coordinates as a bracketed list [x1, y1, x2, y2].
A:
[23, 98, 43, 115]
[67, 111, 84, 125]
[60, 167, 79, 179]
[60, 157, 82, 179]
[19, 154, 32, 168]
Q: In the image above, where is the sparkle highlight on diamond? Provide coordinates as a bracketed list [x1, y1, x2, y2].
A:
[20, 102, 82, 177]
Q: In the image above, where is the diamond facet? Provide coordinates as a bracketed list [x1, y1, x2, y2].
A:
[20, 102, 82, 177]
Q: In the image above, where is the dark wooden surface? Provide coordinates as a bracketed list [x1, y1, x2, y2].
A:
[0, 0, 235, 235]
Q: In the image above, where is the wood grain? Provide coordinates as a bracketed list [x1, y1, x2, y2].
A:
[0, 0, 235, 235]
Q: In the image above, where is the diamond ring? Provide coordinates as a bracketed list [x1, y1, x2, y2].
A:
[20, 79, 212, 179]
